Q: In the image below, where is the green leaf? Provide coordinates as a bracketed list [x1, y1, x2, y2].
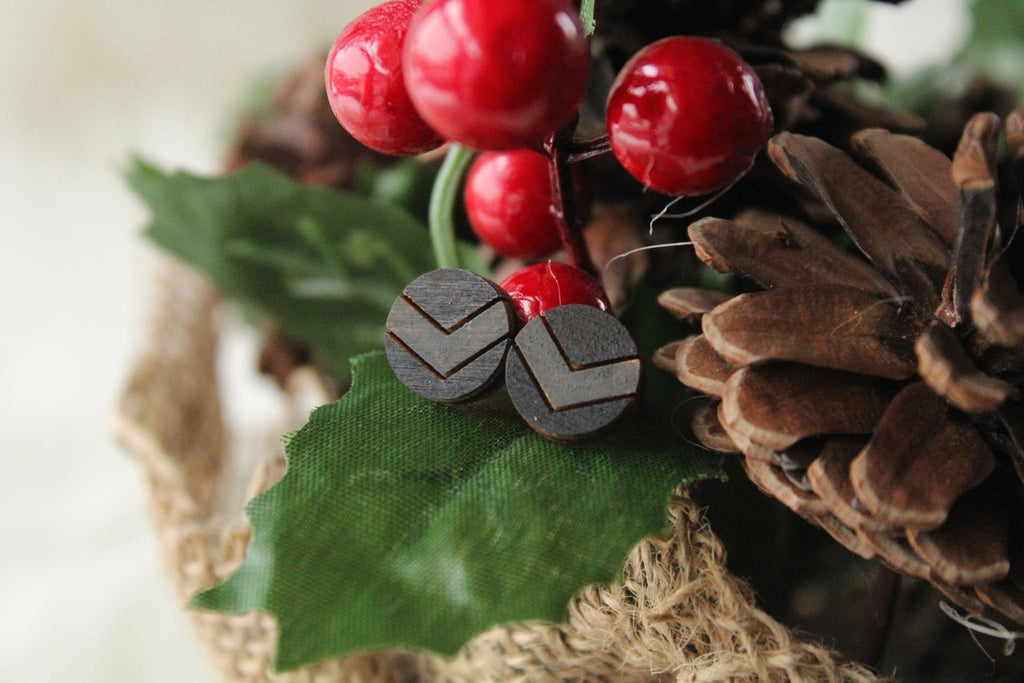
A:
[126, 161, 437, 380]
[959, 0, 1024, 98]
[192, 351, 723, 671]
[964, 0, 1024, 55]
[368, 157, 439, 219]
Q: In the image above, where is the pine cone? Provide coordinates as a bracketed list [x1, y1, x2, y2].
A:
[655, 110, 1024, 626]
[223, 54, 391, 188]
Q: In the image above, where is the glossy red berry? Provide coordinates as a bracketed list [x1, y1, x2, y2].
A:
[465, 150, 577, 260]
[325, 0, 443, 156]
[403, 0, 590, 151]
[606, 36, 773, 196]
[500, 262, 610, 322]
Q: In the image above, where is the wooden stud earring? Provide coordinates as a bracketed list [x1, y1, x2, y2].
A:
[385, 268, 519, 403]
[505, 304, 644, 441]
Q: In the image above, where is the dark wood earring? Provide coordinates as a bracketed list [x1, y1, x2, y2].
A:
[385, 268, 519, 403]
[505, 304, 643, 442]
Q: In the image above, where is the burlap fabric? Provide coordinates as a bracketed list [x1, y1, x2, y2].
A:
[116, 262, 882, 682]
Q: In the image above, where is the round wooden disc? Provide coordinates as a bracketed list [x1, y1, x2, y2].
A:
[385, 269, 518, 403]
[506, 304, 643, 441]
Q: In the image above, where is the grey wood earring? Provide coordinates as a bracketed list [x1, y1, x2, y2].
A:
[385, 268, 518, 403]
[505, 304, 643, 441]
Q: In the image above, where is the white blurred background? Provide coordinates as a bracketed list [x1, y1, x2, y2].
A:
[0, 0, 969, 680]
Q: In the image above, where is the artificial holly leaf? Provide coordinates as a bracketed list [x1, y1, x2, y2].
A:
[191, 351, 722, 671]
[126, 160, 437, 381]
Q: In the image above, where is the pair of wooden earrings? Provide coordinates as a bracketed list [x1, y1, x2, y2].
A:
[385, 269, 644, 442]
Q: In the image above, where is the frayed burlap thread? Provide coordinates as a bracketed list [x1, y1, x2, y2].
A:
[116, 262, 882, 682]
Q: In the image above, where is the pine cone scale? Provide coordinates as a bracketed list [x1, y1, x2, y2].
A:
[976, 552, 1024, 624]
[691, 402, 739, 453]
[816, 511, 877, 560]
[657, 287, 731, 322]
[743, 454, 830, 516]
[702, 285, 918, 379]
[851, 128, 960, 245]
[689, 214, 897, 295]
[905, 483, 1009, 586]
[768, 133, 950, 300]
[721, 364, 894, 452]
[915, 319, 1017, 412]
[671, 335, 733, 397]
[859, 531, 933, 580]
[974, 264, 1024, 346]
[806, 436, 897, 535]
[850, 383, 995, 530]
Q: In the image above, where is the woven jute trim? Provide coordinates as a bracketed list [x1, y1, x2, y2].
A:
[116, 262, 882, 682]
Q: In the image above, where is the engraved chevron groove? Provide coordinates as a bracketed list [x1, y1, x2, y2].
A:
[516, 319, 641, 410]
[387, 297, 511, 377]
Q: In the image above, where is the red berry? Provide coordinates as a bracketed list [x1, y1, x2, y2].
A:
[500, 262, 610, 322]
[325, 0, 444, 156]
[465, 150, 579, 260]
[606, 37, 773, 196]
[403, 0, 590, 151]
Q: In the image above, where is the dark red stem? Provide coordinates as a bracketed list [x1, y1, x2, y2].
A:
[545, 120, 597, 276]
[566, 134, 612, 165]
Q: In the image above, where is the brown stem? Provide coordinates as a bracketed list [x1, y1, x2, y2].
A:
[858, 567, 900, 671]
[565, 133, 611, 165]
[546, 120, 596, 276]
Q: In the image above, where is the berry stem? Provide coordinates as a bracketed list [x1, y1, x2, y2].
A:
[429, 143, 474, 269]
[565, 134, 611, 165]
[578, 0, 596, 36]
[546, 124, 596, 276]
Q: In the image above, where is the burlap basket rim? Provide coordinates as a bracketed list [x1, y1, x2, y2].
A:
[115, 261, 883, 682]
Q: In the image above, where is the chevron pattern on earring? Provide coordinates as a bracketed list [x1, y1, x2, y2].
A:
[385, 269, 518, 403]
[506, 304, 643, 441]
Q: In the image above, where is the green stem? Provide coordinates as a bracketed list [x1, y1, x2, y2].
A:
[579, 0, 596, 36]
[428, 143, 473, 270]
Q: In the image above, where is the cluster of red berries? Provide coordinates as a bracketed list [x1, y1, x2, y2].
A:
[325, 0, 772, 315]
[325, 0, 588, 155]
